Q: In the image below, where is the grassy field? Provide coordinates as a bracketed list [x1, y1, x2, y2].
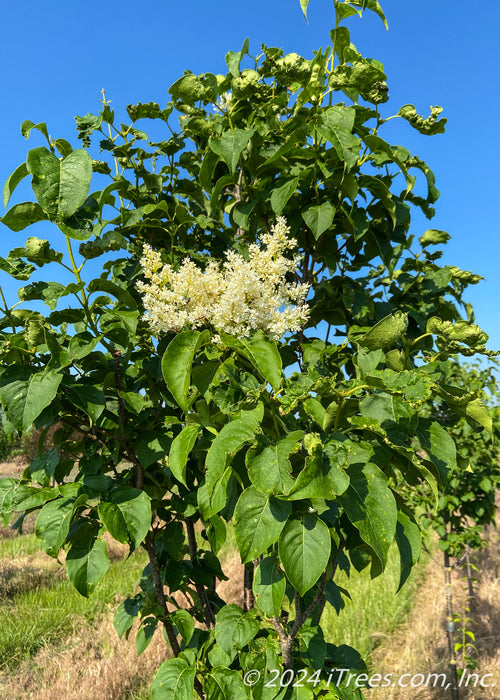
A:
[0, 480, 499, 698]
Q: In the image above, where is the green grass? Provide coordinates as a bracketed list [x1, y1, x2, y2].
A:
[0, 533, 43, 558]
[322, 543, 429, 663]
[0, 537, 148, 672]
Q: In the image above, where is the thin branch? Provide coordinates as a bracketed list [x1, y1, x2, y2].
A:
[185, 517, 216, 628]
[143, 534, 181, 656]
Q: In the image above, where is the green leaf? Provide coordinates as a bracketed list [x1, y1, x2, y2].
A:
[0, 479, 19, 528]
[349, 0, 388, 29]
[270, 177, 299, 215]
[234, 486, 291, 563]
[287, 444, 349, 500]
[29, 448, 59, 486]
[417, 420, 457, 483]
[113, 597, 141, 639]
[357, 311, 408, 350]
[252, 557, 286, 617]
[225, 37, 250, 77]
[220, 331, 282, 390]
[152, 658, 196, 700]
[162, 330, 211, 411]
[419, 229, 451, 247]
[205, 668, 248, 700]
[35, 497, 77, 557]
[316, 106, 360, 169]
[21, 120, 51, 143]
[136, 618, 157, 654]
[209, 128, 255, 174]
[247, 431, 302, 495]
[87, 279, 137, 308]
[26, 147, 93, 221]
[214, 604, 260, 660]
[65, 536, 110, 597]
[466, 398, 493, 434]
[279, 514, 331, 596]
[338, 462, 397, 569]
[67, 384, 106, 424]
[302, 202, 335, 240]
[204, 404, 263, 516]
[98, 487, 151, 548]
[1, 202, 48, 231]
[3, 162, 29, 208]
[69, 332, 101, 360]
[0, 255, 35, 280]
[394, 510, 421, 591]
[300, 0, 310, 20]
[169, 424, 200, 487]
[171, 609, 195, 645]
[0, 367, 63, 432]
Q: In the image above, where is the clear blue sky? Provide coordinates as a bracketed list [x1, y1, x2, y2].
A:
[1, 1, 499, 349]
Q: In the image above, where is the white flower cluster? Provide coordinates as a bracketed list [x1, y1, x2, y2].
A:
[137, 217, 310, 340]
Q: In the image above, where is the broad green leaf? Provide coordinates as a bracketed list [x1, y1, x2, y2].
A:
[35, 497, 76, 557]
[21, 119, 51, 143]
[169, 72, 218, 104]
[220, 331, 282, 390]
[225, 37, 250, 77]
[302, 202, 335, 239]
[253, 557, 286, 617]
[169, 424, 200, 486]
[247, 431, 302, 495]
[1, 202, 47, 231]
[316, 106, 360, 169]
[0, 479, 17, 528]
[26, 147, 93, 221]
[279, 514, 331, 596]
[215, 604, 260, 660]
[134, 432, 172, 469]
[171, 609, 195, 645]
[113, 596, 141, 639]
[348, 0, 388, 29]
[0, 367, 62, 432]
[417, 420, 457, 483]
[395, 510, 421, 591]
[98, 486, 151, 548]
[136, 618, 157, 654]
[270, 177, 298, 215]
[466, 398, 493, 434]
[69, 332, 101, 360]
[338, 462, 397, 569]
[0, 255, 35, 280]
[287, 445, 349, 500]
[206, 515, 227, 555]
[358, 311, 408, 350]
[65, 536, 110, 597]
[11, 484, 58, 512]
[204, 404, 263, 515]
[419, 229, 450, 247]
[209, 128, 255, 174]
[234, 486, 291, 563]
[29, 448, 59, 486]
[3, 162, 29, 208]
[87, 279, 137, 308]
[66, 384, 106, 424]
[162, 330, 211, 411]
[152, 658, 196, 700]
[205, 668, 248, 700]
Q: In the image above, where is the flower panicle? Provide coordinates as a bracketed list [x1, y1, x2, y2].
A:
[137, 217, 310, 341]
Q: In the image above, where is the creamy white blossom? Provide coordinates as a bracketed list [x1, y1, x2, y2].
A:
[137, 217, 309, 340]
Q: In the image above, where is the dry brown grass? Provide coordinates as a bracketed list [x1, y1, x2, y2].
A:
[0, 614, 170, 700]
[369, 528, 500, 700]
[0, 554, 63, 599]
